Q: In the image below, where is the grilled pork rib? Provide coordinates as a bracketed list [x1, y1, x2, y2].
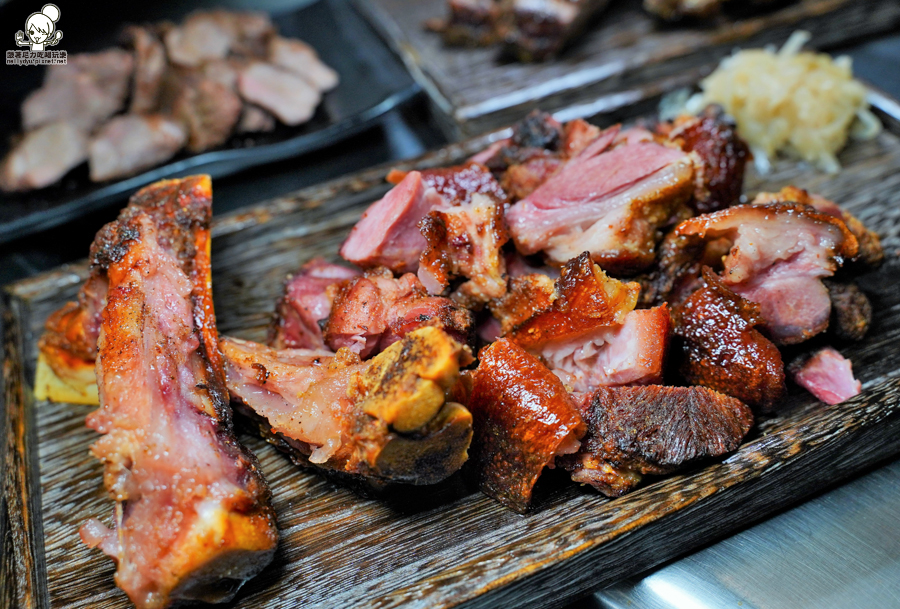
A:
[44, 177, 278, 609]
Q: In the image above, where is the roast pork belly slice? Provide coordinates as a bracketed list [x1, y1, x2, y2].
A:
[125, 26, 167, 114]
[0, 121, 88, 191]
[507, 137, 695, 272]
[676, 202, 858, 344]
[503, 0, 611, 62]
[223, 328, 474, 484]
[418, 192, 510, 305]
[559, 385, 753, 497]
[468, 339, 586, 513]
[340, 171, 437, 273]
[268, 36, 339, 92]
[79, 176, 277, 609]
[269, 258, 361, 350]
[676, 268, 786, 411]
[89, 115, 187, 182]
[22, 49, 134, 131]
[324, 268, 474, 359]
[661, 105, 750, 213]
[752, 186, 884, 269]
[165, 10, 274, 67]
[789, 347, 862, 405]
[238, 62, 321, 126]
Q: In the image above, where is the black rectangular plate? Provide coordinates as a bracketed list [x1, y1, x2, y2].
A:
[0, 0, 419, 244]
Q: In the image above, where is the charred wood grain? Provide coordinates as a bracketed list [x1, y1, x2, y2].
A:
[355, 0, 900, 138]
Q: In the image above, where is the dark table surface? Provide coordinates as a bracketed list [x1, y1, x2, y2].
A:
[0, 0, 898, 605]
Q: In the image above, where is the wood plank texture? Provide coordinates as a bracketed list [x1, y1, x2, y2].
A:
[355, 0, 900, 138]
[3, 96, 900, 609]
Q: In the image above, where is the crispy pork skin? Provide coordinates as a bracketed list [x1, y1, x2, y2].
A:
[0, 121, 88, 191]
[268, 36, 339, 92]
[238, 61, 321, 126]
[126, 26, 167, 114]
[468, 339, 585, 512]
[324, 268, 474, 358]
[675, 203, 858, 344]
[269, 258, 360, 350]
[223, 327, 473, 484]
[22, 49, 134, 131]
[560, 386, 753, 497]
[77, 176, 277, 609]
[501, 252, 669, 392]
[507, 127, 695, 271]
[662, 105, 749, 213]
[89, 115, 187, 182]
[789, 347, 862, 405]
[676, 268, 785, 411]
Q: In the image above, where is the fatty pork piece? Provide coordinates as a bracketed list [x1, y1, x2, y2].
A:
[222, 327, 474, 484]
[268, 36, 340, 92]
[238, 61, 321, 126]
[673, 202, 859, 345]
[467, 339, 586, 512]
[77, 175, 278, 609]
[503, 0, 612, 62]
[506, 123, 696, 272]
[498, 252, 671, 392]
[676, 268, 786, 411]
[660, 105, 750, 213]
[789, 347, 862, 405]
[426, 0, 503, 46]
[559, 386, 754, 497]
[89, 115, 187, 182]
[164, 10, 274, 67]
[22, 49, 134, 131]
[340, 162, 508, 276]
[0, 121, 88, 192]
[752, 186, 884, 270]
[125, 26, 167, 114]
[269, 258, 361, 350]
[325, 267, 475, 358]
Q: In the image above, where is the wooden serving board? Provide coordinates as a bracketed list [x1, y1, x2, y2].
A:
[354, 0, 900, 138]
[4, 92, 900, 609]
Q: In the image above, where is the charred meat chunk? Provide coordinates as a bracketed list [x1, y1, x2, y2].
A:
[467, 339, 585, 512]
[824, 280, 872, 342]
[676, 268, 786, 411]
[76, 176, 278, 609]
[223, 327, 474, 484]
[560, 385, 753, 496]
[503, 0, 612, 62]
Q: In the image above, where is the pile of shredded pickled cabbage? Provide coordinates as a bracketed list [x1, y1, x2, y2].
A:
[681, 31, 882, 174]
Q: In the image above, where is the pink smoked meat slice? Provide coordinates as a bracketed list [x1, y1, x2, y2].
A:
[507, 134, 694, 272]
[268, 36, 339, 92]
[676, 203, 858, 345]
[269, 258, 360, 350]
[790, 347, 862, 405]
[238, 62, 320, 126]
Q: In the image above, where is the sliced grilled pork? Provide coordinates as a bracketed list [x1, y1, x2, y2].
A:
[676, 268, 785, 411]
[89, 115, 187, 182]
[560, 386, 753, 496]
[507, 127, 695, 272]
[238, 104, 277, 133]
[324, 268, 474, 358]
[223, 327, 473, 484]
[77, 176, 278, 609]
[22, 49, 134, 131]
[171, 74, 243, 153]
[269, 258, 360, 350]
[468, 338, 585, 512]
[661, 105, 749, 213]
[125, 26, 167, 114]
[675, 203, 858, 344]
[164, 10, 274, 67]
[0, 121, 88, 191]
[789, 347, 862, 405]
[268, 36, 339, 92]
[238, 61, 321, 126]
